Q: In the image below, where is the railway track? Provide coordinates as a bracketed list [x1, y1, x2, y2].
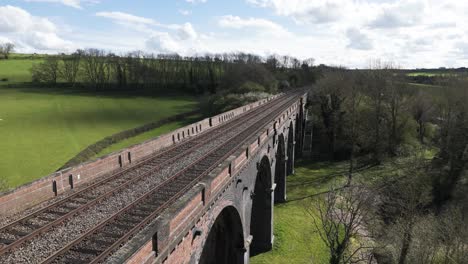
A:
[0, 91, 301, 263]
[0, 93, 288, 256]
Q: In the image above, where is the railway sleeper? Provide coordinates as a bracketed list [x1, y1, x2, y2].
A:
[46, 209, 68, 216]
[101, 231, 124, 239]
[8, 229, 29, 237]
[121, 215, 143, 225]
[21, 221, 42, 230]
[60, 255, 89, 264]
[71, 246, 103, 256]
[113, 220, 136, 229]
[0, 237, 16, 245]
[91, 238, 116, 247]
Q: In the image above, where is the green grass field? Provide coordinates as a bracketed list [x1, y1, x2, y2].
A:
[250, 161, 347, 264]
[0, 56, 199, 189]
[0, 58, 37, 83]
[91, 114, 202, 159]
[250, 152, 435, 264]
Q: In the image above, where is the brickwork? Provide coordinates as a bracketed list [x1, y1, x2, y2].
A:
[0, 94, 284, 217]
[0, 92, 307, 264]
[115, 93, 308, 264]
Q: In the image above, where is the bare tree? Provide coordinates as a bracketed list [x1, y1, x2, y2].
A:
[411, 91, 434, 144]
[377, 154, 431, 264]
[384, 77, 412, 155]
[346, 73, 364, 186]
[0, 43, 15, 59]
[315, 70, 348, 159]
[60, 51, 82, 87]
[31, 56, 60, 84]
[432, 76, 468, 210]
[306, 185, 376, 264]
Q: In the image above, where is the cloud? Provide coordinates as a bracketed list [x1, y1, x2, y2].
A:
[96, 11, 157, 25]
[173, 23, 198, 40]
[246, 0, 345, 24]
[186, 0, 207, 4]
[146, 32, 183, 54]
[24, 0, 100, 9]
[346, 28, 372, 50]
[218, 15, 290, 36]
[369, 0, 425, 28]
[0, 5, 74, 51]
[179, 9, 191, 16]
[95, 11, 201, 54]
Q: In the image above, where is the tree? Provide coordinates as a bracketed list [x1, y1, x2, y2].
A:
[376, 154, 431, 264]
[346, 73, 364, 186]
[60, 51, 82, 87]
[81, 49, 110, 90]
[383, 77, 412, 155]
[431, 76, 468, 210]
[314, 70, 348, 159]
[364, 64, 389, 164]
[307, 185, 376, 264]
[411, 91, 434, 144]
[31, 56, 60, 84]
[0, 43, 14, 59]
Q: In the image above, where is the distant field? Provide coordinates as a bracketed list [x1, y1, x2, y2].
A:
[0, 55, 199, 189]
[91, 114, 201, 159]
[406, 71, 465, 77]
[0, 57, 37, 83]
[406, 72, 439, 77]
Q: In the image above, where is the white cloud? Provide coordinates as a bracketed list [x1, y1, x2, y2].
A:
[186, 0, 207, 4]
[146, 32, 183, 54]
[24, 0, 100, 9]
[369, 0, 425, 28]
[179, 9, 191, 16]
[246, 0, 346, 24]
[346, 28, 372, 50]
[173, 23, 198, 40]
[0, 5, 74, 52]
[218, 15, 290, 36]
[95, 11, 201, 54]
[96, 11, 157, 25]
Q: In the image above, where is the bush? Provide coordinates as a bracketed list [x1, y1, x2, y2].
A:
[1, 78, 8, 82]
[219, 63, 277, 94]
[203, 92, 270, 115]
[232, 81, 266, 94]
[278, 80, 290, 90]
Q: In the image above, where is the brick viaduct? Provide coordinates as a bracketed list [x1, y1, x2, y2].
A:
[0, 91, 308, 264]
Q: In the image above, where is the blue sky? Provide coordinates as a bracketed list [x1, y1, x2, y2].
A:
[1, 0, 467, 68]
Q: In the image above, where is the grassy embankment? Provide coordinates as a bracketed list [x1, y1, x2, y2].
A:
[0, 55, 199, 189]
[251, 149, 435, 264]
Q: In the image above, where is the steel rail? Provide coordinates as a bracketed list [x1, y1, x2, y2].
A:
[0, 93, 287, 255]
[40, 92, 301, 264]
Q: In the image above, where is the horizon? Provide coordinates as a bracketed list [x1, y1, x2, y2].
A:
[1, 1, 467, 69]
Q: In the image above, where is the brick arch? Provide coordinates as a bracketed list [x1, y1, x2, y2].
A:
[250, 155, 273, 256]
[274, 134, 286, 203]
[199, 205, 245, 264]
[287, 121, 295, 175]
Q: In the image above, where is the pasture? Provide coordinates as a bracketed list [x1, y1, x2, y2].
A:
[0, 56, 198, 189]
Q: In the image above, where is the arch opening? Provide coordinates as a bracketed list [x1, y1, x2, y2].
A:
[199, 206, 245, 264]
[250, 156, 273, 256]
[274, 134, 286, 203]
[287, 121, 295, 175]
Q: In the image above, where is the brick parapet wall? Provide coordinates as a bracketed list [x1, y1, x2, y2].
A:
[115, 93, 307, 264]
[0, 94, 283, 217]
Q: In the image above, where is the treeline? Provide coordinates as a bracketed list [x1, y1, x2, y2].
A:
[30, 49, 317, 95]
[308, 65, 468, 264]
